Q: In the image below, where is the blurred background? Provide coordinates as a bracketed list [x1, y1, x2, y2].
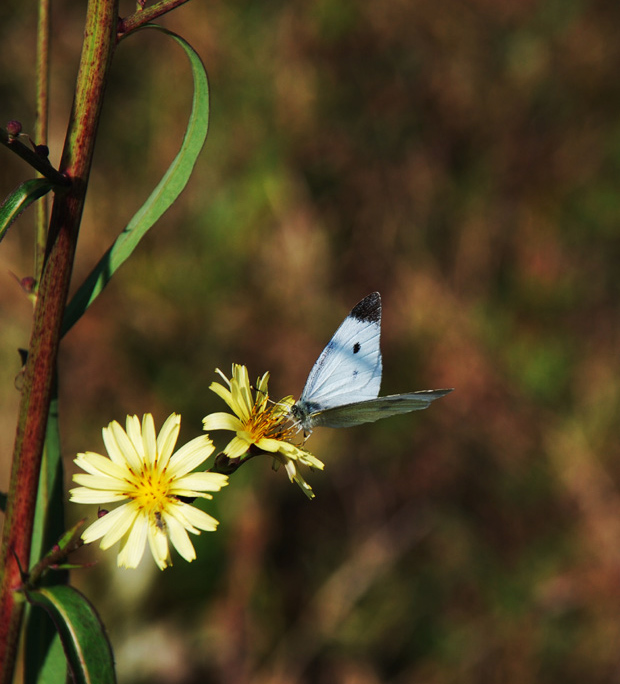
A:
[3, 0, 620, 682]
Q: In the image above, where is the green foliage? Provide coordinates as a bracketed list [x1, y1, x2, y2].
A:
[25, 586, 116, 684]
[27, 633, 65, 684]
[0, 178, 53, 245]
[62, 25, 209, 336]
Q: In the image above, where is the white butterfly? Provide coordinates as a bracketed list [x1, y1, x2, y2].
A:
[291, 292, 453, 433]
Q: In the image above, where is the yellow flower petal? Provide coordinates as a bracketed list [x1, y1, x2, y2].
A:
[205, 365, 323, 497]
[156, 413, 181, 469]
[209, 381, 234, 410]
[73, 413, 227, 569]
[176, 504, 219, 532]
[223, 435, 253, 459]
[125, 415, 145, 460]
[141, 413, 158, 467]
[74, 452, 128, 479]
[167, 435, 215, 478]
[203, 412, 244, 433]
[117, 516, 149, 568]
[71, 474, 127, 493]
[166, 516, 196, 562]
[173, 472, 229, 493]
[147, 521, 171, 569]
[84, 504, 136, 546]
[104, 420, 141, 471]
[70, 486, 127, 504]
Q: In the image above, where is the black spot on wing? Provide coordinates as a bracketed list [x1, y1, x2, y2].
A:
[350, 292, 381, 323]
[353, 342, 361, 354]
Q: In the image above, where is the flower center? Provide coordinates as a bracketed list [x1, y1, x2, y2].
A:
[129, 465, 170, 513]
[245, 400, 297, 443]
[246, 406, 271, 441]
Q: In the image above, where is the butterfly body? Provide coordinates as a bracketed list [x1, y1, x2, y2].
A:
[291, 292, 452, 433]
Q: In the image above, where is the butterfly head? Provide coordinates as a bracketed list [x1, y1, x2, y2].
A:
[289, 400, 322, 438]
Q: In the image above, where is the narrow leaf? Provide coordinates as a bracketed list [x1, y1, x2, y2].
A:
[26, 585, 116, 684]
[30, 397, 66, 568]
[25, 607, 66, 684]
[30, 632, 66, 684]
[0, 178, 53, 245]
[62, 26, 209, 336]
[25, 395, 68, 684]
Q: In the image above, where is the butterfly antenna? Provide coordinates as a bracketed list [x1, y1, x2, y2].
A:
[251, 384, 279, 408]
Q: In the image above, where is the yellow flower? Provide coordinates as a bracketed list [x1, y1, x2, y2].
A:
[203, 364, 324, 498]
[70, 413, 228, 569]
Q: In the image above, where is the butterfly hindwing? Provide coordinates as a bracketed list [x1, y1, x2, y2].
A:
[307, 389, 454, 428]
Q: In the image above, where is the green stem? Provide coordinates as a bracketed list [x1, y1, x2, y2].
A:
[0, 0, 119, 679]
[34, 0, 52, 281]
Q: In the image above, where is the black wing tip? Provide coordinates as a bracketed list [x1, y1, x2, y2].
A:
[350, 292, 381, 323]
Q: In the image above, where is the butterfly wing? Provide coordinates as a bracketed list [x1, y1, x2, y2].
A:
[298, 292, 383, 411]
[306, 389, 454, 429]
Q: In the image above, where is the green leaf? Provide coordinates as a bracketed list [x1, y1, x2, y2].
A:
[31, 632, 66, 684]
[62, 25, 210, 336]
[0, 178, 53, 245]
[30, 397, 65, 568]
[26, 395, 68, 684]
[26, 585, 116, 684]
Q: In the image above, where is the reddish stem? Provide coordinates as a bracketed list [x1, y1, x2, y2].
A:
[0, 0, 118, 679]
[117, 0, 190, 38]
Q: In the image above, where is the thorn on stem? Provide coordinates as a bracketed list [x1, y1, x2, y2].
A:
[11, 548, 28, 584]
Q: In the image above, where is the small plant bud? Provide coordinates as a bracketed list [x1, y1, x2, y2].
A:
[10, 272, 37, 299]
[6, 120, 22, 137]
[20, 276, 36, 294]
